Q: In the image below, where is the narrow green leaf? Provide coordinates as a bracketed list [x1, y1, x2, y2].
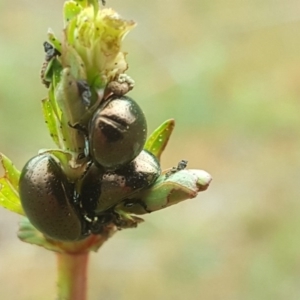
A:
[65, 16, 77, 45]
[43, 58, 63, 89]
[54, 69, 87, 154]
[87, 0, 99, 11]
[56, 68, 87, 126]
[0, 153, 20, 190]
[145, 119, 175, 161]
[0, 178, 24, 215]
[87, 0, 99, 13]
[63, 1, 82, 24]
[74, 0, 88, 8]
[61, 46, 87, 81]
[42, 98, 64, 148]
[48, 81, 61, 121]
[0, 153, 23, 215]
[47, 29, 62, 53]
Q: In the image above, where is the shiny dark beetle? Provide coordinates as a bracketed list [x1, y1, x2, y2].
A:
[19, 154, 87, 241]
[79, 150, 161, 214]
[89, 95, 147, 170]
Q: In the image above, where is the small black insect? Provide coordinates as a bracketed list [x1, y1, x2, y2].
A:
[40, 42, 61, 88]
[165, 159, 188, 178]
[43, 41, 61, 62]
[76, 79, 92, 107]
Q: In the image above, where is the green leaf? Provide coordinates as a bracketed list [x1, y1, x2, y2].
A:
[145, 119, 175, 161]
[0, 178, 24, 215]
[56, 68, 87, 126]
[64, 1, 82, 24]
[115, 169, 212, 215]
[74, 0, 88, 8]
[0, 153, 24, 215]
[43, 58, 63, 89]
[65, 15, 77, 45]
[61, 45, 87, 81]
[54, 68, 88, 155]
[47, 29, 62, 53]
[42, 98, 64, 149]
[0, 153, 20, 190]
[49, 80, 61, 120]
[87, 0, 99, 11]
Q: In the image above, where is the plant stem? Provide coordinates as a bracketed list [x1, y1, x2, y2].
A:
[56, 251, 89, 300]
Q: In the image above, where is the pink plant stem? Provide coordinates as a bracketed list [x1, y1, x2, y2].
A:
[56, 251, 89, 300]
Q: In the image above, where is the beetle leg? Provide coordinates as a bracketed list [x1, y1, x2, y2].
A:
[73, 190, 80, 205]
[112, 209, 144, 229]
[68, 121, 88, 136]
[89, 213, 115, 234]
[83, 214, 93, 223]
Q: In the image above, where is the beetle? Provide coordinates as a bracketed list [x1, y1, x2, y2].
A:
[88, 95, 147, 170]
[78, 150, 161, 214]
[19, 154, 90, 241]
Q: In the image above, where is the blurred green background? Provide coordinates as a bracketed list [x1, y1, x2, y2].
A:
[1, 0, 300, 299]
